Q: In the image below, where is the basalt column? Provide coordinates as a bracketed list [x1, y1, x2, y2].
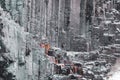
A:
[79, 0, 86, 36]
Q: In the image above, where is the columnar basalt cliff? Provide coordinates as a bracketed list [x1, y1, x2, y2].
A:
[0, 0, 120, 80]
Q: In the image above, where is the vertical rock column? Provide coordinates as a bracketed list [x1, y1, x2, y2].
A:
[58, 0, 65, 47]
[79, 0, 87, 36]
[64, 0, 71, 50]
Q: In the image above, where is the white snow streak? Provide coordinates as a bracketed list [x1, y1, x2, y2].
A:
[108, 58, 120, 80]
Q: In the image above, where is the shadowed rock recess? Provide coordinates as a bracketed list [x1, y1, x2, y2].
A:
[0, 0, 120, 80]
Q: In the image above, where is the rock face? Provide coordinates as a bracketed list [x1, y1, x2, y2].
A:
[3, 0, 120, 51]
[3, 0, 88, 51]
[0, 7, 25, 80]
[1, 0, 120, 80]
[0, 6, 52, 80]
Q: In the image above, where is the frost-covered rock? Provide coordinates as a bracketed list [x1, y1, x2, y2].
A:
[0, 6, 52, 80]
[0, 6, 27, 79]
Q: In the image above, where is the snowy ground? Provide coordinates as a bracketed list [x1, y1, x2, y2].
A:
[108, 58, 120, 80]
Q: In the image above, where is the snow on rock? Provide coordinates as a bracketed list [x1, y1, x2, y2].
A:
[111, 9, 120, 14]
[108, 58, 120, 80]
[0, 6, 51, 80]
[0, 6, 26, 58]
[108, 71, 120, 80]
[0, 6, 27, 79]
